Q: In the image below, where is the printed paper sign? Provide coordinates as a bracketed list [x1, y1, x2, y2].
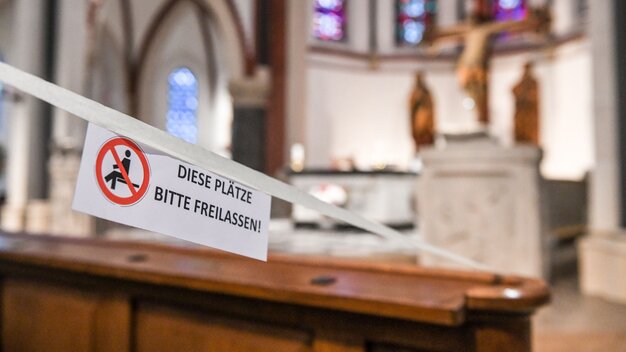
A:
[73, 123, 271, 260]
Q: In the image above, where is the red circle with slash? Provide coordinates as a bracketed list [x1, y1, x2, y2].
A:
[95, 137, 150, 206]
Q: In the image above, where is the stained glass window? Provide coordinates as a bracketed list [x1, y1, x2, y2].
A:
[494, 0, 527, 22]
[312, 0, 346, 42]
[396, 0, 436, 46]
[166, 67, 198, 144]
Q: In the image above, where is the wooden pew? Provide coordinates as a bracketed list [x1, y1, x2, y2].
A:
[0, 232, 549, 351]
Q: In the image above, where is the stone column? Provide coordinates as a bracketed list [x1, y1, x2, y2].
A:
[437, 0, 458, 27]
[229, 69, 270, 172]
[286, 0, 308, 159]
[578, 0, 626, 304]
[52, 0, 89, 152]
[1, 0, 47, 232]
[552, 0, 577, 35]
[587, 0, 620, 231]
[47, 0, 94, 236]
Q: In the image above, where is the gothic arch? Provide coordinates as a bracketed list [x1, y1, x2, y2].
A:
[136, 0, 233, 153]
[135, 0, 249, 96]
[87, 0, 280, 172]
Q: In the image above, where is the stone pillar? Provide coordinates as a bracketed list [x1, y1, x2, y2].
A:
[46, 0, 94, 236]
[48, 151, 95, 236]
[286, 0, 308, 158]
[1, 0, 47, 232]
[437, 0, 458, 27]
[52, 0, 89, 152]
[578, 0, 626, 303]
[587, 0, 620, 232]
[229, 69, 270, 172]
[551, 0, 578, 35]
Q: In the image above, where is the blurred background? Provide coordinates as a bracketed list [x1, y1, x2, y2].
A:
[0, 0, 624, 350]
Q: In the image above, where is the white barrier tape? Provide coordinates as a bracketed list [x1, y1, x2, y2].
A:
[0, 62, 495, 272]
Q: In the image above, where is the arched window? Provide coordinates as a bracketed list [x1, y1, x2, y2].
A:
[166, 67, 198, 144]
[396, 0, 436, 46]
[312, 0, 347, 42]
[493, 0, 527, 22]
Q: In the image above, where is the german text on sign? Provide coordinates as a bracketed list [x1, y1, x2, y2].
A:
[73, 123, 271, 261]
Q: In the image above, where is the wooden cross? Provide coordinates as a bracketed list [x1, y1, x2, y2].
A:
[425, 6, 551, 125]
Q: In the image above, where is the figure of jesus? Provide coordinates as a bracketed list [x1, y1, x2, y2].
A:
[427, 7, 550, 125]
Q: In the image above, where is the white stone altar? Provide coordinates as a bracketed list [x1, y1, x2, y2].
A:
[289, 170, 417, 228]
[417, 135, 549, 278]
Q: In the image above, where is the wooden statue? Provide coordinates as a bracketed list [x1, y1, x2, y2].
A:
[409, 71, 435, 151]
[426, 7, 550, 125]
[513, 62, 540, 145]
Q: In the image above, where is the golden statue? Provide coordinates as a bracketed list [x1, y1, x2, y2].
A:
[409, 71, 435, 151]
[427, 7, 550, 125]
[513, 62, 539, 145]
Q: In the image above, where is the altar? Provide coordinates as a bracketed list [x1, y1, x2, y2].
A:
[417, 135, 549, 278]
[288, 169, 418, 228]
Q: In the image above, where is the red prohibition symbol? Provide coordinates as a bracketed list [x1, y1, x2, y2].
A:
[95, 137, 150, 206]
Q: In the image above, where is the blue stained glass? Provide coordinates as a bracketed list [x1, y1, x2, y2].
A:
[404, 1, 425, 17]
[494, 0, 526, 22]
[500, 0, 521, 9]
[313, 0, 346, 41]
[318, 0, 342, 10]
[403, 20, 425, 44]
[166, 67, 198, 144]
[396, 0, 436, 46]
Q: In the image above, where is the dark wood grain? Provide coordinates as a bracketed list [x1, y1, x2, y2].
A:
[2, 279, 131, 352]
[0, 232, 549, 351]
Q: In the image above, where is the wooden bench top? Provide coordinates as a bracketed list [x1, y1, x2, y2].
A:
[0, 232, 549, 326]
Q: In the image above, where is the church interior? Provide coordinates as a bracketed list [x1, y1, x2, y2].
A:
[0, 0, 624, 350]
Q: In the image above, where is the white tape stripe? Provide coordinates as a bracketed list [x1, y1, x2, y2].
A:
[0, 62, 495, 272]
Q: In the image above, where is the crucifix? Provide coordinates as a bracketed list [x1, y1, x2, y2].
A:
[426, 6, 551, 126]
